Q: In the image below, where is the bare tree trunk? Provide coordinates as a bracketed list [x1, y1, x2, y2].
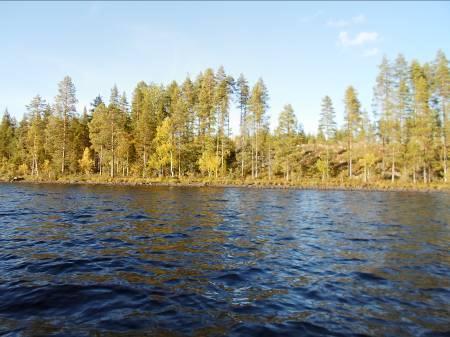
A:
[251, 145, 254, 179]
[143, 144, 146, 178]
[170, 151, 174, 177]
[178, 148, 181, 178]
[443, 145, 448, 183]
[381, 137, 385, 178]
[437, 99, 448, 182]
[62, 113, 66, 174]
[216, 128, 220, 178]
[326, 143, 330, 180]
[348, 137, 352, 178]
[221, 137, 224, 176]
[391, 146, 395, 183]
[255, 122, 258, 179]
[99, 145, 103, 176]
[111, 121, 114, 178]
[241, 136, 245, 178]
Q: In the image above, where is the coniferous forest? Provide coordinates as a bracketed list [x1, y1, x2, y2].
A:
[0, 51, 449, 188]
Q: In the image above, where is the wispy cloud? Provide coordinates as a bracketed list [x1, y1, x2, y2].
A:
[338, 31, 379, 47]
[327, 14, 366, 28]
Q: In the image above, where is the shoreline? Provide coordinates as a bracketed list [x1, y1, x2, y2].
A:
[1, 178, 449, 193]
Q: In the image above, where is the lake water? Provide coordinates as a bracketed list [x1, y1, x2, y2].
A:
[0, 183, 449, 337]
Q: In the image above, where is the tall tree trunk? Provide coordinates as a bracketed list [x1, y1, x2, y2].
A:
[442, 102, 447, 182]
[143, 144, 146, 178]
[111, 120, 114, 178]
[216, 128, 220, 178]
[61, 113, 66, 174]
[241, 135, 245, 178]
[221, 137, 224, 176]
[348, 136, 352, 178]
[391, 146, 395, 183]
[326, 143, 330, 180]
[423, 166, 427, 184]
[381, 137, 385, 178]
[99, 145, 103, 176]
[178, 147, 181, 177]
[251, 142, 254, 179]
[255, 122, 258, 179]
[170, 151, 174, 177]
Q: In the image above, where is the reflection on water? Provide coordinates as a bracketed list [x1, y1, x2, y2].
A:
[0, 183, 449, 336]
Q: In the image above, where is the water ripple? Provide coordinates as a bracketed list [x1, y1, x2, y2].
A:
[0, 183, 449, 336]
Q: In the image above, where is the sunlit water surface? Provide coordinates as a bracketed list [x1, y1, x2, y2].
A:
[0, 183, 449, 336]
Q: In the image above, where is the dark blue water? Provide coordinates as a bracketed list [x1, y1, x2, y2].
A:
[0, 183, 449, 336]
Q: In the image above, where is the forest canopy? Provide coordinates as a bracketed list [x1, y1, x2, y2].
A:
[0, 51, 449, 185]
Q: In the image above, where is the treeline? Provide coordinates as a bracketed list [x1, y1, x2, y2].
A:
[0, 51, 448, 184]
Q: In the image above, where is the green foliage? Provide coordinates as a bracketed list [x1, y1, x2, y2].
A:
[198, 148, 219, 177]
[148, 117, 175, 176]
[78, 147, 94, 175]
[0, 57, 448, 188]
[315, 159, 328, 181]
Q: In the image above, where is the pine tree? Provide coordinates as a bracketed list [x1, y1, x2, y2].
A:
[344, 86, 362, 178]
[318, 96, 336, 179]
[119, 92, 129, 114]
[70, 107, 91, 173]
[409, 60, 435, 183]
[180, 76, 198, 173]
[88, 96, 127, 178]
[26, 95, 46, 176]
[149, 117, 175, 177]
[235, 74, 250, 177]
[374, 56, 399, 181]
[197, 69, 216, 150]
[393, 54, 411, 179]
[214, 66, 233, 176]
[275, 104, 297, 180]
[88, 103, 109, 175]
[90, 95, 104, 113]
[248, 78, 269, 178]
[110, 84, 120, 107]
[433, 50, 449, 182]
[0, 109, 16, 161]
[359, 109, 377, 182]
[132, 83, 166, 177]
[55, 76, 77, 174]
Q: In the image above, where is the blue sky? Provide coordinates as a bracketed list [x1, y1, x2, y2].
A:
[0, 1, 449, 134]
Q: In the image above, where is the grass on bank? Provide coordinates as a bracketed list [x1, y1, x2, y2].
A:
[2, 173, 449, 192]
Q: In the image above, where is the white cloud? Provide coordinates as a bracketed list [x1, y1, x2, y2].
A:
[338, 31, 379, 46]
[327, 14, 366, 28]
[363, 47, 380, 57]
